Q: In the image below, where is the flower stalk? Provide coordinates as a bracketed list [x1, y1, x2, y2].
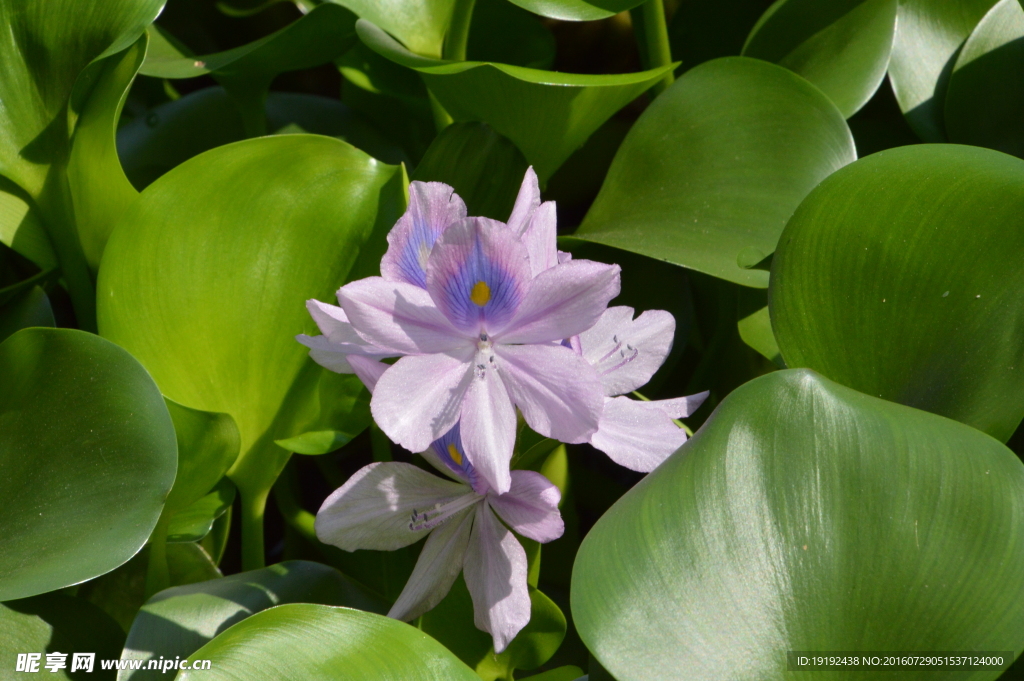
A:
[632, 0, 675, 97]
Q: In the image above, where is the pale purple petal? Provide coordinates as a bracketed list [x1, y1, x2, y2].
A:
[499, 260, 621, 345]
[506, 167, 540, 234]
[459, 353, 517, 494]
[371, 349, 474, 453]
[579, 307, 676, 396]
[590, 396, 694, 473]
[347, 355, 389, 393]
[381, 181, 467, 288]
[520, 201, 558, 277]
[488, 470, 563, 543]
[651, 391, 709, 419]
[495, 343, 604, 444]
[426, 217, 531, 337]
[315, 462, 469, 551]
[463, 502, 531, 653]
[388, 508, 475, 621]
[337, 277, 467, 354]
[297, 334, 356, 373]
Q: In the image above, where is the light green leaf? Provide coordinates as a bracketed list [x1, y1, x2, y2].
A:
[0, 178, 56, 270]
[503, 0, 643, 22]
[178, 604, 479, 680]
[574, 57, 855, 288]
[944, 0, 1024, 158]
[0, 286, 54, 344]
[742, 0, 897, 118]
[163, 400, 240, 518]
[0, 328, 177, 601]
[327, 0, 455, 58]
[572, 369, 1024, 680]
[888, 0, 999, 142]
[97, 135, 404, 563]
[770, 144, 1024, 442]
[119, 561, 385, 680]
[167, 478, 236, 543]
[0, 593, 125, 680]
[358, 19, 676, 182]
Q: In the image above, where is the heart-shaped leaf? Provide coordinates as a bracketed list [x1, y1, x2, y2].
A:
[888, 0, 999, 142]
[357, 19, 675, 182]
[119, 561, 385, 680]
[0, 328, 177, 601]
[572, 369, 1024, 679]
[178, 604, 480, 681]
[741, 0, 897, 118]
[944, 0, 1024, 158]
[770, 144, 1024, 442]
[574, 57, 855, 288]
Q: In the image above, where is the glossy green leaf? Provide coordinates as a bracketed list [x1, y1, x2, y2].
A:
[413, 122, 529, 220]
[0, 593, 125, 680]
[163, 400, 240, 518]
[0, 178, 56, 270]
[120, 561, 385, 680]
[770, 144, 1024, 442]
[504, 0, 643, 22]
[118, 87, 405, 190]
[141, 4, 357, 134]
[179, 604, 479, 680]
[167, 478, 236, 543]
[737, 305, 782, 366]
[97, 135, 404, 558]
[421, 577, 567, 679]
[742, 0, 897, 118]
[0, 286, 54, 344]
[888, 0, 999, 142]
[573, 369, 1024, 680]
[273, 367, 371, 455]
[358, 19, 675, 181]
[669, 0, 776, 71]
[0, 328, 177, 601]
[327, 0, 455, 57]
[468, 0, 555, 69]
[575, 57, 855, 288]
[945, 0, 1024, 158]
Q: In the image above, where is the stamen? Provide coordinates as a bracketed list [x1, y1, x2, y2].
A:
[470, 281, 491, 306]
[407, 494, 480, 531]
[596, 337, 627, 364]
[601, 344, 639, 376]
[447, 443, 464, 466]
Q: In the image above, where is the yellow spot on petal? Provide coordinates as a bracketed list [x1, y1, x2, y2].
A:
[470, 281, 491, 306]
[447, 443, 464, 466]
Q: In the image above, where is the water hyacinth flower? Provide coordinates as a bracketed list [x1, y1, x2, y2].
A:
[315, 422, 563, 652]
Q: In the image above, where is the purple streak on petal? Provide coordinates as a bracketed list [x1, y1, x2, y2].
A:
[381, 181, 467, 288]
[499, 260, 621, 345]
[338, 277, 468, 353]
[520, 201, 559, 277]
[347, 355, 389, 393]
[371, 349, 474, 453]
[426, 217, 531, 336]
[488, 470, 564, 543]
[589, 396, 692, 472]
[426, 421, 487, 493]
[463, 502, 531, 653]
[495, 343, 604, 443]
[314, 462, 468, 551]
[388, 508, 475, 621]
[579, 307, 675, 396]
[460, 352, 516, 494]
[507, 167, 540, 234]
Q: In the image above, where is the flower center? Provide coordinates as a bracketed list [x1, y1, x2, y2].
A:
[470, 280, 491, 306]
[447, 443, 464, 466]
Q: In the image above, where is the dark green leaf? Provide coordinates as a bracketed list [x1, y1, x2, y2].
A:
[574, 57, 855, 287]
[770, 144, 1024, 442]
[0, 328, 177, 601]
[573, 369, 1024, 679]
[0, 177, 56, 270]
[0, 286, 54, 344]
[669, 0, 776, 71]
[163, 399, 240, 517]
[166, 479, 236, 543]
[520, 667, 585, 681]
[468, 0, 555, 69]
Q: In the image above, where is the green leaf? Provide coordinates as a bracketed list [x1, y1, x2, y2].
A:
[572, 369, 1024, 680]
[413, 122, 529, 220]
[0, 177, 56, 270]
[888, 0, 999, 142]
[141, 4, 358, 134]
[327, 0, 455, 58]
[0, 286, 54, 344]
[503, 0, 643, 22]
[737, 305, 782, 367]
[167, 478, 236, 543]
[120, 561, 385, 680]
[574, 57, 855, 288]
[0, 593, 126, 680]
[0, 328, 177, 602]
[742, 0, 897, 118]
[358, 19, 676, 182]
[668, 0, 776, 71]
[770, 144, 1024, 442]
[421, 577, 566, 680]
[468, 0, 555, 69]
[273, 368, 372, 456]
[944, 0, 1024, 158]
[163, 399, 240, 518]
[520, 667, 585, 681]
[96, 134, 404, 558]
[178, 604, 479, 680]
[118, 87, 405, 190]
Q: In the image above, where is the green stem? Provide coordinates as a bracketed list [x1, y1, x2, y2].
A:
[443, 0, 477, 61]
[239, 485, 270, 571]
[631, 0, 675, 96]
[143, 516, 170, 599]
[428, 91, 454, 133]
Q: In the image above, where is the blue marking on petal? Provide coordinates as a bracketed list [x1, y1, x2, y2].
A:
[382, 182, 466, 288]
[431, 422, 485, 493]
